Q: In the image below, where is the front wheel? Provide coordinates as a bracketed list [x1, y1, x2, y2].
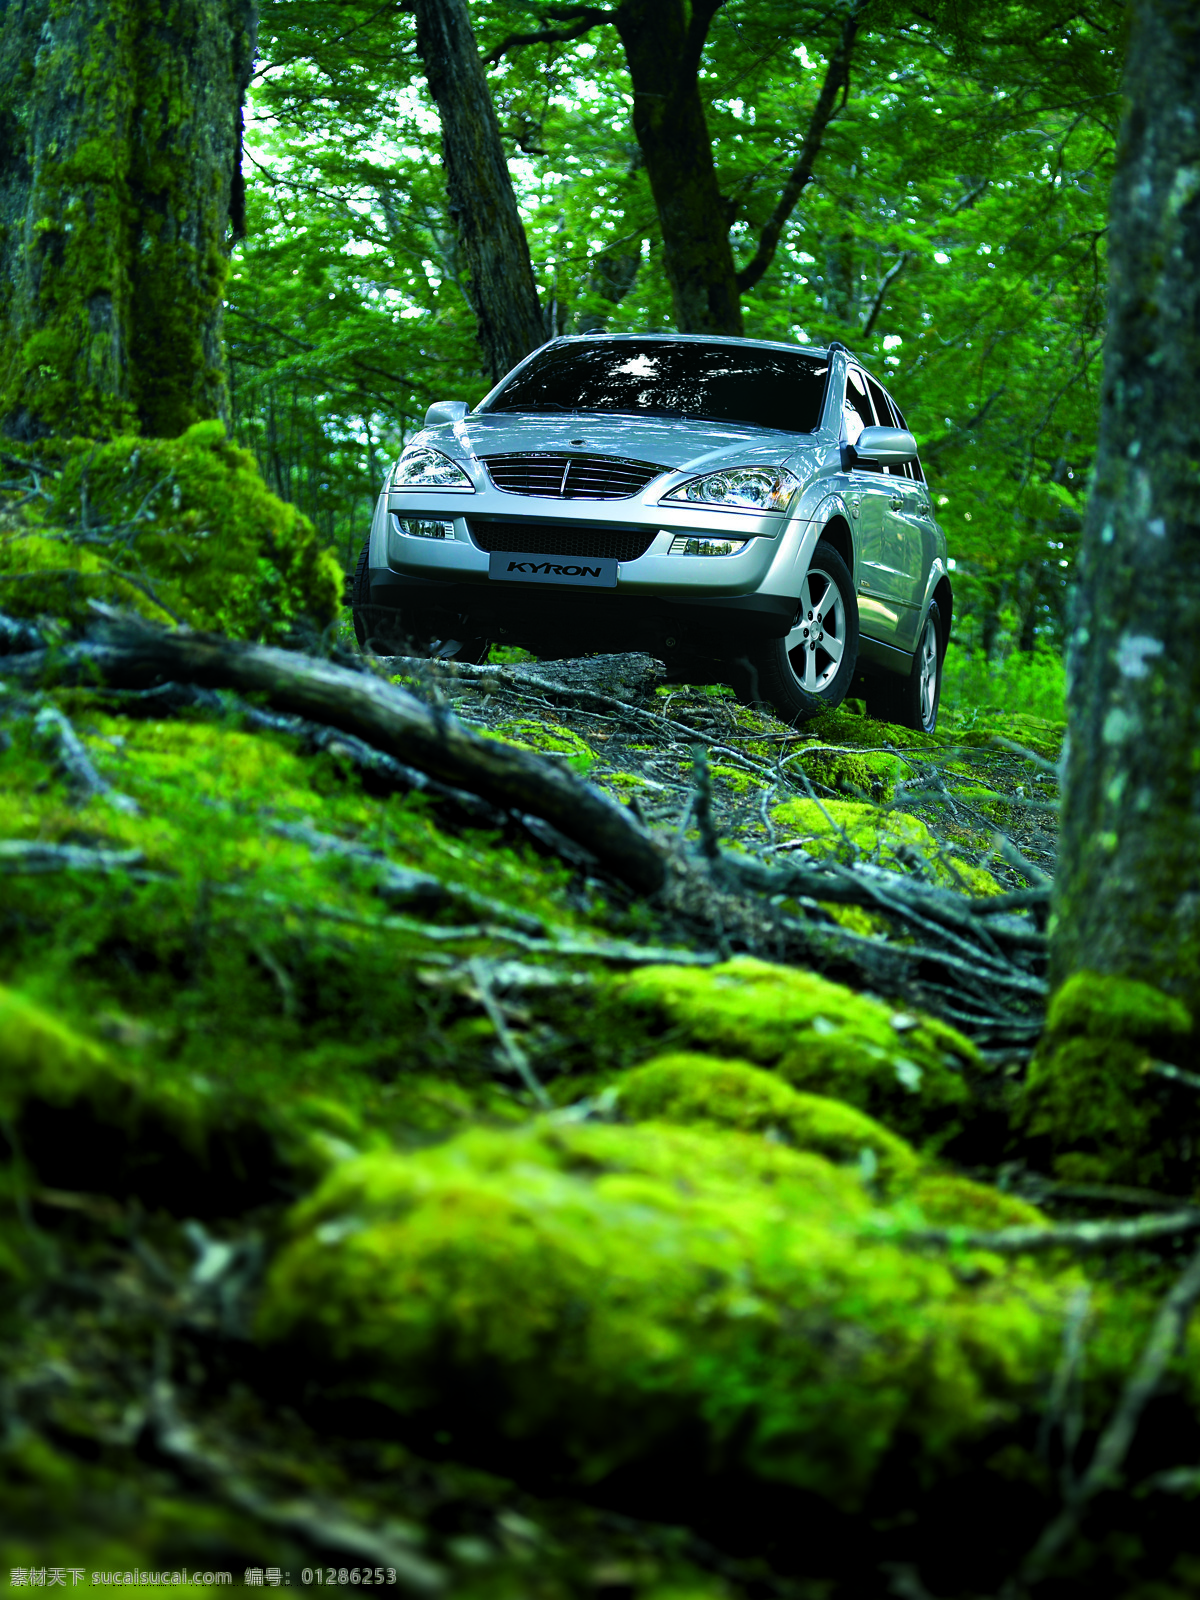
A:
[350, 538, 490, 662]
[732, 540, 860, 724]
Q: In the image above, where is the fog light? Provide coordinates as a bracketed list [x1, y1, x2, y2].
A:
[391, 514, 452, 540]
[668, 536, 750, 557]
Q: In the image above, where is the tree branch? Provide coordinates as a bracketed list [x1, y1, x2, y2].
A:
[1011, 1239, 1200, 1592]
[735, 0, 868, 295]
[860, 249, 914, 339]
[682, 0, 727, 83]
[482, 6, 614, 65]
[906, 1209, 1200, 1256]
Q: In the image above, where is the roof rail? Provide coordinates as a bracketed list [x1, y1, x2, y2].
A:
[827, 339, 855, 358]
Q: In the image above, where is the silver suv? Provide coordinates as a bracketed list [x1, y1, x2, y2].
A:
[353, 334, 951, 730]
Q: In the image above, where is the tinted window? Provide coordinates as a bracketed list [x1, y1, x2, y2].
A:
[844, 367, 883, 473]
[481, 340, 829, 434]
[878, 388, 926, 483]
[865, 374, 904, 477]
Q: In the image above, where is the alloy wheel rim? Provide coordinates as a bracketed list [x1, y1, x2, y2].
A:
[918, 616, 939, 728]
[784, 566, 846, 695]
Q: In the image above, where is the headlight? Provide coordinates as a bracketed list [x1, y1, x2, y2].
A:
[391, 447, 474, 491]
[660, 466, 799, 514]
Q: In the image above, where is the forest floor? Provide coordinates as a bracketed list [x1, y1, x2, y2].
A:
[10, 619, 1200, 1600]
[390, 648, 1062, 884]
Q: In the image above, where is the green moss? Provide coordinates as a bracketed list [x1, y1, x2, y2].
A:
[486, 718, 596, 773]
[955, 714, 1066, 761]
[1022, 971, 1198, 1188]
[0, 984, 288, 1212]
[709, 762, 765, 794]
[0, 427, 341, 641]
[604, 957, 974, 1146]
[820, 900, 892, 937]
[791, 747, 901, 800]
[770, 797, 1000, 894]
[0, 694, 604, 1195]
[257, 1120, 1072, 1510]
[911, 1173, 1047, 1231]
[804, 709, 942, 750]
[0, 0, 250, 437]
[1047, 971, 1192, 1040]
[615, 1051, 920, 1192]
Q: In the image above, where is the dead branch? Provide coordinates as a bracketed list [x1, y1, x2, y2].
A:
[90, 681, 508, 827]
[2, 622, 667, 894]
[1011, 1238, 1200, 1592]
[0, 839, 146, 874]
[268, 818, 547, 935]
[722, 848, 1046, 954]
[1037, 1285, 1091, 1501]
[905, 1208, 1200, 1256]
[149, 1379, 447, 1593]
[467, 956, 552, 1106]
[32, 703, 141, 814]
[0, 608, 45, 653]
[1145, 1059, 1200, 1094]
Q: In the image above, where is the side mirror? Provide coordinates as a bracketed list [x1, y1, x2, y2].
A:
[424, 399, 469, 428]
[852, 425, 918, 465]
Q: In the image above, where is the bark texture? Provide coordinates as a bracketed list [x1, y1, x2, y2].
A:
[1053, 0, 1200, 1004]
[0, 0, 256, 440]
[412, 0, 547, 383]
[613, 0, 743, 335]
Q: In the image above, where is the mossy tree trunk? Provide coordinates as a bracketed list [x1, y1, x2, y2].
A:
[411, 0, 547, 384]
[0, 0, 256, 441]
[1053, 0, 1200, 1008]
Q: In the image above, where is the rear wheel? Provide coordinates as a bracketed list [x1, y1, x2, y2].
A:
[866, 602, 943, 733]
[350, 538, 490, 662]
[732, 540, 859, 724]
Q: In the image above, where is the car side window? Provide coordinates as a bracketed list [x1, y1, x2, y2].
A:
[865, 374, 906, 478]
[844, 368, 882, 472]
[883, 393, 927, 484]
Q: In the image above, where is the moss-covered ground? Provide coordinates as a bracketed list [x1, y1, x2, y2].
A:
[8, 505, 1200, 1596]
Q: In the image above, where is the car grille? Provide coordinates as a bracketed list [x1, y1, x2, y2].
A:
[468, 521, 656, 562]
[481, 453, 665, 500]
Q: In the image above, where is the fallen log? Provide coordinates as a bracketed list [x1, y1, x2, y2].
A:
[0, 622, 667, 894]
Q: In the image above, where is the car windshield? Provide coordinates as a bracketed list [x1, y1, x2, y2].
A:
[480, 340, 829, 434]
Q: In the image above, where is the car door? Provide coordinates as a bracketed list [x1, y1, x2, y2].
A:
[866, 377, 937, 651]
[843, 366, 902, 645]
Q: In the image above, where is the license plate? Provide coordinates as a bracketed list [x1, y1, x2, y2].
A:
[488, 551, 618, 588]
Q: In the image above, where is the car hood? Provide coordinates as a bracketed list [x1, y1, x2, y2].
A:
[418, 412, 820, 479]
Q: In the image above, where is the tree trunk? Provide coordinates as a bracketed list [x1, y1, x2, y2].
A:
[1053, 0, 1200, 1006]
[613, 0, 743, 335]
[0, 0, 256, 441]
[412, 0, 547, 384]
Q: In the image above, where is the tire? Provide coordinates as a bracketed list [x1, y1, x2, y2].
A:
[351, 538, 490, 663]
[867, 601, 943, 733]
[732, 539, 859, 724]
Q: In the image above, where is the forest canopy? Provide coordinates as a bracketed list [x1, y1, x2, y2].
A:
[233, 0, 1117, 673]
